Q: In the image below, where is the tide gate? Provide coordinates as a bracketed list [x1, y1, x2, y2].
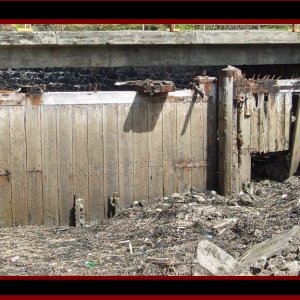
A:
[0, 78, 217, 226]
[0, 66, 299, 226]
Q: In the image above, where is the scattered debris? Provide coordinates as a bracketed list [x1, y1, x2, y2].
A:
[85, 261, 96, 268]
[109, 192, 122, 217]
[0, 176, 300, 275]
[238, 192, 253, 206]
[10, 256, 20, 263]
[118, 240, 133, 254]
[212, 218, 238, 232]
[147, 257, 181, 267]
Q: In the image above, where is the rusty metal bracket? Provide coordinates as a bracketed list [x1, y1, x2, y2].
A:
[0, 169, 10, 183]
[191, 82, 204, 97]
[233, 76, 300, 95]
[173, 160, 208, 169]
[234, 93, 246, 103]
[115, 80, 176, 96]
[0, 169, 10, 176]
[18, 85, 45, 95]
[192, 75, 217, 98]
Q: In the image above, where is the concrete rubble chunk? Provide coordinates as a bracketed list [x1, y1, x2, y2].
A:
[193, 240, 240, 275]
[172, 193, 183, 200]
[240, 225, 300, 266]
[286, 261, 300, 276]
[238, 192, 253, 206]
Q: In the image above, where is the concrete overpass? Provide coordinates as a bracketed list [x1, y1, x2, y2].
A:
[0, 31, 300, 68]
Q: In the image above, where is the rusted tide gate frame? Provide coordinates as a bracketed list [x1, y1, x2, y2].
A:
[0, 83, 218, 226]
[219, 66, 300, 195]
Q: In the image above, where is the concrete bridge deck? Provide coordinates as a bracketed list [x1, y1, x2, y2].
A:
[0, 31, 300, 68]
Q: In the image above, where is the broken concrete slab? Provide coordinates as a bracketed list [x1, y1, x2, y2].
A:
[240, 225, 300, 266]
[286, 261, 300, 276]
[193, 240, 240, 275]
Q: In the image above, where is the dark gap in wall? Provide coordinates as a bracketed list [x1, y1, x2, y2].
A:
[1, 64, 300, 92]
[251, 151, 290, 182]
[251, 95, 299, 182]
[254, 94, 259, 108]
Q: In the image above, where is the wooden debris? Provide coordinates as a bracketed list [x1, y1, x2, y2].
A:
[118, 240, 133, 254]
[212, 218, 238, 230]
[75, 198, 85, 227]
[147, 257, 181, 267]
[109, 192, 122, 217]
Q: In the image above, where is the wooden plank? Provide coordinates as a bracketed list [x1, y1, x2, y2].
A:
[190, 101, 204, 191]
[88, 104, 105, 221]
[218, 69, 242, 195]
[274, 93, 280, 151]
[206, 88, 218, 190]
[0, 90, 200, 106]
[26, 106, 43, 225]
[202, 101, 208, 190]
[276, 93, 285, 151]
[267, 93, 277, 152]
[27, 172, 43, 225]
[57, 105, 73, 226]
[176, 102, 191, 193]
[232, 98, 239, 192]
[284, 93, 292, 150]
[249, 94, 259, 152]
[10, 106, 27, 225]
[26, 106, 42, 171]
[118, 104, 134, 209]
[162, 103, 177, 196]
[289, 96, 300, 177]
[237, 102, 244, 190]
[244, 102, 252, 184]
[133, 102, 148, 202]
[42, 105, 59, 225]
[148, 102, 163, 199]
[258, 93, 266, 153]
[0, 107, 12, 226]
[263, 94, 269, 153]
[239, 101, 251, 188]
[73, 105, 89, 220]
[103, 104, 119, 218]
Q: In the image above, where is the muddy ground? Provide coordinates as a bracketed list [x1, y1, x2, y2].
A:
[1, 176, 300, 276]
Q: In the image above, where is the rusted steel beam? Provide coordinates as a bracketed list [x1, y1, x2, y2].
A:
[234, 78, 300, 96]
[115, 80, 176, 96]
